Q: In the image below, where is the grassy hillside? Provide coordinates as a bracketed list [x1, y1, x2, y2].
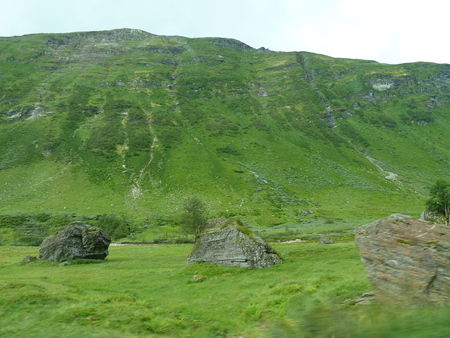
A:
[1, 29, 449, 226]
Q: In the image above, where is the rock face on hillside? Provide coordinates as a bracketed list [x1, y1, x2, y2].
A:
[39, 222, 111, 261]
[355, 214, 450, 305]
[187, 218, 282, 268]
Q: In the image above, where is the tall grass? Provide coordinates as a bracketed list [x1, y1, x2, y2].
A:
[3, 241, 449, 337]
[0, 241, 368, 337]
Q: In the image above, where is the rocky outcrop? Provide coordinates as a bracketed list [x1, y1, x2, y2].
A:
[206, 38, 254, 51]
[39, 222, 111, 261]
[355, 214, 450, 305]
[187, 218, 282, 268]
[420, 209, 448, 224]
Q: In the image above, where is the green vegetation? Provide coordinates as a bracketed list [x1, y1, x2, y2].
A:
[396, 239, 417, 245]
[2, 243, 450, 337]
[2, 28, 450, 337]
[0, 212, 132, 246]
[0, 210, 361, 246]
[0, 29, 447, 227]
[180, 196, 206, 237]
[426, 179, 450, 225]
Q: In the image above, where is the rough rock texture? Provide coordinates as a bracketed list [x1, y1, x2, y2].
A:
[420, 209, 448, 224]
[344, 291, 376, 306]
[187, 219, 282, 268]
[39, 222, 111, 261]
[355, 214, 450, 305]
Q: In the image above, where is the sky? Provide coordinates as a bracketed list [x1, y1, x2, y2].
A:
[1, 0, 449, 65]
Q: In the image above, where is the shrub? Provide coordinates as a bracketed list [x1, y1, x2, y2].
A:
[0, 213, 28, 228]
[426, 179, 450, 225]
[95, 214, 131, 240]
[180, 196, 206, 237]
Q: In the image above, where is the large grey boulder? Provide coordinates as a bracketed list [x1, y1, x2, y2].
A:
[355, 214, 450, 305]
[39, 221, 111, 261]
[188, 218, 282, 268]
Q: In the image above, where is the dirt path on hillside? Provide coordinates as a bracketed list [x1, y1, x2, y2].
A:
[130, 108, 158, 199]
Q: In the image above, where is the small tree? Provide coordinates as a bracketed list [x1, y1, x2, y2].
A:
[426, 179, 450, 225]
[180, 196, 206, 238]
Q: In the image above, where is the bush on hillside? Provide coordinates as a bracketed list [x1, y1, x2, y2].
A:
[426, 179, 450, 225]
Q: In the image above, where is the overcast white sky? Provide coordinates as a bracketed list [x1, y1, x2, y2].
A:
[1, 0, 448, 65]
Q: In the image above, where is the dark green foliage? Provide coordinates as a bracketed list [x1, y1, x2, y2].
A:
[33, 212, 51, 223]
[46, 213, 78, 228]
[338, 122, 370, 147]
[88, 118, 125, 154]
[364, 112, 397, 128]
[158, 128, 181, 148]
[126, 108, 152, 151]
[179, 102, 205, 125]
[0, 212, 71, 246]
[426, 179, 450, 224]
[216, 144, 240, 155]
[0, 214, 29, 228]
[400, 110, 434, 125]
[205, 114, 239, 136]
[180, 196, 206, 237]
[0, 212, 132, 245]
[142, 214, 179, 227]
[252, 117, 269, 131]
[95, 214, 131, 240]
[152, 108, 176, 126]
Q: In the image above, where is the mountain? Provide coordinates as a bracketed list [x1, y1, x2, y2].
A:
[1, 28, 449, 225]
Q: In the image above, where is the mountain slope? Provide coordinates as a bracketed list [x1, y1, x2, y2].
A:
[1, 28, 449, 224]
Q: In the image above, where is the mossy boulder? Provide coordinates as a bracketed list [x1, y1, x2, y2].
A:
[187, 218, 282, 268]
[38, 221, 111, 261]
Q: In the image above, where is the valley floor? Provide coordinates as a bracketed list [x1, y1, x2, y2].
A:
[1, 243, 450, 337]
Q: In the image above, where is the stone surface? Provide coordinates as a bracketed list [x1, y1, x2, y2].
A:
[344, 291, 376, 306]
[22, 256, 38, 263]
[355, 214, 450, 305]
[420, 209, 448, 224]
[39, 221, 111, 261]
[187, 219, 282, 268]
[319, 236, 335, 244]
[191, 275, 206, 282]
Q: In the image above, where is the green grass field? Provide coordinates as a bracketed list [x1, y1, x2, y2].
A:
[2, 242, 450, 337]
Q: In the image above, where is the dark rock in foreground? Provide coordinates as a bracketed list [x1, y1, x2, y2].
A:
[188, 218, 282, 268]
[39, 221, 111, 261]
[355, 214, 450, 305]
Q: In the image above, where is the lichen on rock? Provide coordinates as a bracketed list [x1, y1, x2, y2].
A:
[39, 221, 111, 261]
[355, 214, 450, 305]
[187, 218, 282, 268]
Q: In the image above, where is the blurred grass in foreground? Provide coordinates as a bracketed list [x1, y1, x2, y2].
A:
[0, 242, 449, 337]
